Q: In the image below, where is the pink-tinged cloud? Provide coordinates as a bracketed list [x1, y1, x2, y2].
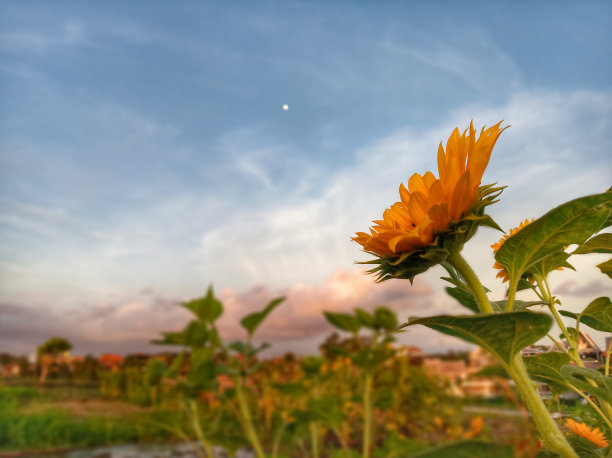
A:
[214, 267, 433, 341]
[0, 268, 433, 356]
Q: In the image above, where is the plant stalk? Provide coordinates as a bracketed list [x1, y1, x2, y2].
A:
[446, 251, 494, 314]
[362, 373, 373, 458]
[188, 399, 215, 458]
[235, 377, 266, 458]
[508, 354, 578, 458]
[448, 251, 577, 457]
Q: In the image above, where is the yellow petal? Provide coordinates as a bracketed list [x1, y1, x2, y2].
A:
[408, 192, 428, 223]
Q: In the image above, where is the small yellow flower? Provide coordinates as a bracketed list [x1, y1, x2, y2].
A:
[566, 418, 609, 447]
[463, 415, 483, 439]
[491, 218, 533, 283]
[492, 218, 565, 282]
[354, 121, 506, 258]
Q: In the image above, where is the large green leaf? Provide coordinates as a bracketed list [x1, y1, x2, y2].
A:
[407, 440, 514, 458]
[596, 258, 612, 279]
[559, 296, 612, 332]
[572, 232, 612, 254]
[523, 352, 572, 396]
[240, 296, 285, 337]
[495, 192, 612, 284]
[324, 311, 361, 334]
[560, 365, 612, 403]
[402, 311, 552, 366]
[182, 286, 224, 322]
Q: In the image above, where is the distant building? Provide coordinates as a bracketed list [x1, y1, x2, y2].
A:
[98, 353, 123, 371]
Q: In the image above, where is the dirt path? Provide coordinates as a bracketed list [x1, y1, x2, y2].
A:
[20, 398, 153, 418]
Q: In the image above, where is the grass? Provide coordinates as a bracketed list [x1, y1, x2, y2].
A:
[0, 384, 181, 452]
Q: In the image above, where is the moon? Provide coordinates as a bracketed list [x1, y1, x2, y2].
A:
[282, 104, 289, 111]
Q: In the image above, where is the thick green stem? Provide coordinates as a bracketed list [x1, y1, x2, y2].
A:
[606, 338, 612, 377]
[310, 422, 320, 458]
[508, 354, 578, 458]
[505, 277, 519, 312]
[446, 251, 494, 313]
[235, 378, 266, 458]
[188, 400, 215, 458]
[447, 252, 576, 456]
[362, 373, 373, 458]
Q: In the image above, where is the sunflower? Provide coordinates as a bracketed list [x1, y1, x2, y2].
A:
[491, 218, 534, 283]
[566, 418, 609, 447]
[353, 121, 506, 259]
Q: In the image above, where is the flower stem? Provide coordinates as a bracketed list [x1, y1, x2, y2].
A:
[362, 373, 373, 458]
[235, 377, 266, 458]
[507, 354, 578, 458]
[446, 251, 494, 314]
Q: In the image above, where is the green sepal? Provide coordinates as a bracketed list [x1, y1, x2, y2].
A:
[401, 311, 552, 367]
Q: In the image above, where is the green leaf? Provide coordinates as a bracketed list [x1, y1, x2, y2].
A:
[402, 312, 552, 366]
[572, 232, 612, 254]
[407, 440, 514, 458]
[491, 299, 547, 313]
[523, 352, 573, 396]
[529, 251, 574, 279]
[445, 287, 479, 313]
[596, 258, 612, 279]
[182, 286, 224, 322]
[271, 382, 308, 398]
[495, 192, 612, 284]
[473, 365, 509, 379]
[355, 308, 375, 328]
[559, 297, 612, 332]
[560, 365, 612, 403]
[300, 356, 324, 377]
[352, 347, 394, 371]
[324, 311, 361, 333]
[373, 306, 398, 332]
[240, 296, 285, 337]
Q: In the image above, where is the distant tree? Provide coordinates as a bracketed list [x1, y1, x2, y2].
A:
[37, 337, 73, 383]
[38, 337, 72, 356]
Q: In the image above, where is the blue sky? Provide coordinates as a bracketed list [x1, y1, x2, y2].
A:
[1, 1, 611, 355]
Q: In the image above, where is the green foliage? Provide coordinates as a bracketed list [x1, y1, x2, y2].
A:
[182, 285, 223, 322]
[559, 365, 612, 403]
[403, 311, 552, 366]
[523, 352, 572, 396]
[240, 297, 285, 338]
[406, 440, 514, 457]
[495, 191, 612, 286]
[572, 232, 612, 254]
[37, 337, 72, 355]
[324, 311, 361, 334]
[559, 296, 612, 332]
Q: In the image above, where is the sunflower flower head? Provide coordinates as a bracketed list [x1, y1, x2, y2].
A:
[491, 218, 533, 283]
[492, 218, 567, 283]
[566, 418, 609, 448]
[354, 121, 507, 282]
